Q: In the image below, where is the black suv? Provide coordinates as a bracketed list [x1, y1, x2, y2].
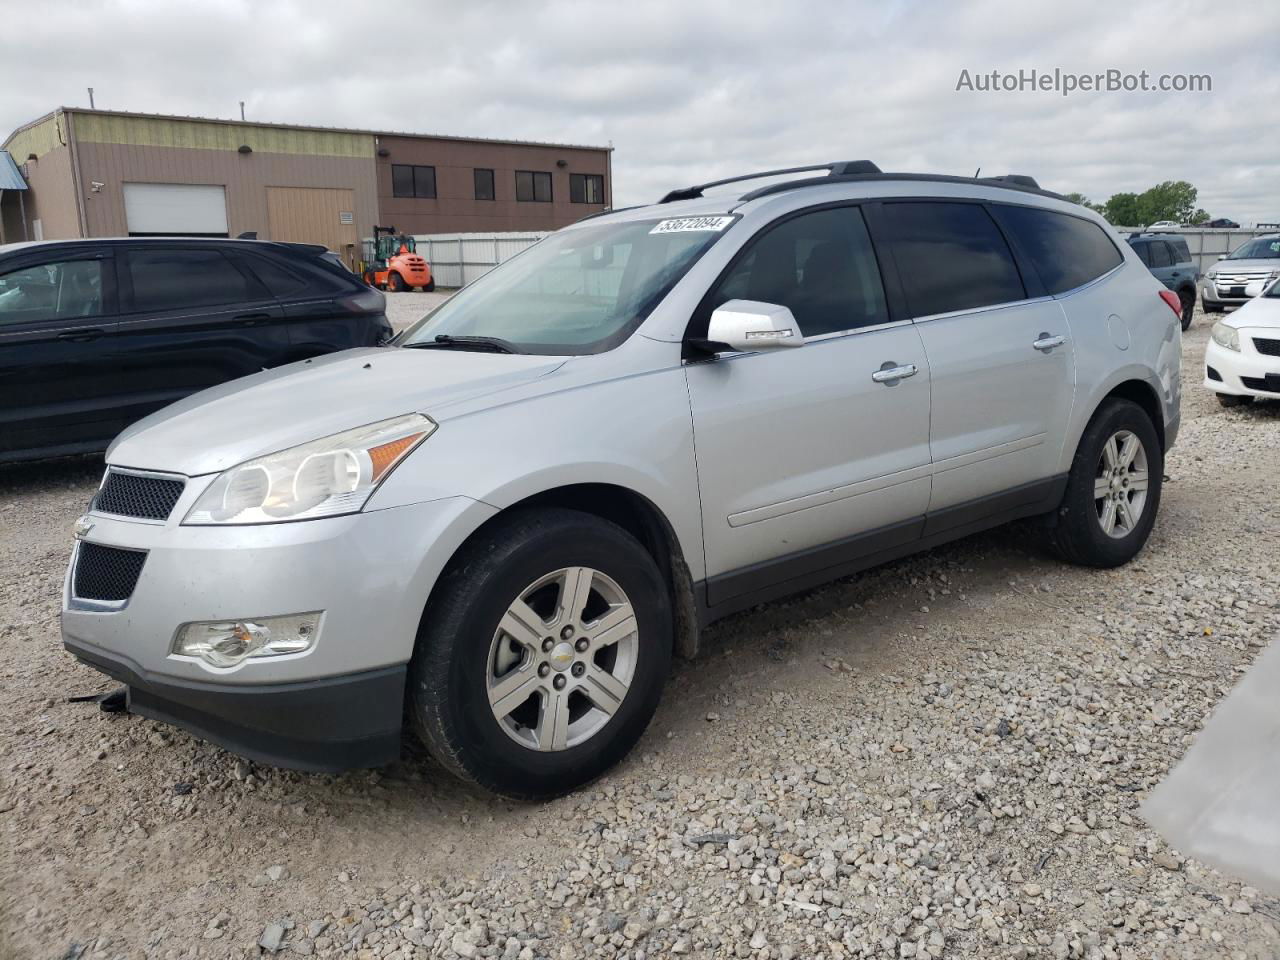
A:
[0, 238, 392, 464]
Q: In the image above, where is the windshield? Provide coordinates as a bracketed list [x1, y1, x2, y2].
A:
[1227, 237, 1280, 260]
[399, 215, 736, 354]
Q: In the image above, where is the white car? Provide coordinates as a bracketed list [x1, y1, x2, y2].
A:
[1204, 280, 1280, 406]
[1148, 220, 1180, 230]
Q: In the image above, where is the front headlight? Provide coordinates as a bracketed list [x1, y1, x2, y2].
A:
[1211, 322, 1240, 352]
[184, 413, 435, 525]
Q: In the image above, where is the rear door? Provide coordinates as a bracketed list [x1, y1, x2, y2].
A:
[111, 244, 287, 421]
[873, 200, 1076, 529]
[0, 247, 122, 458]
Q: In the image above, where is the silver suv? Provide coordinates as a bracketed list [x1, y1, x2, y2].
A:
[62, 161, 1182, 799]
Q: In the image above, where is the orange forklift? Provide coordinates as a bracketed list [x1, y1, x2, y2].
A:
[361, 226, 434, 292]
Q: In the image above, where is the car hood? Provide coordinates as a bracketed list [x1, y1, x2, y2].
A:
[1209, 258, 1280, 276]
[107, 347, 568, 476]
[1222, 294, 1280, 330]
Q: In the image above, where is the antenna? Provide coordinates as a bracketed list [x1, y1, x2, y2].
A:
[974, 166, 981, 178]
[88, 87, 95, 110]
[239, 101, 246, 121]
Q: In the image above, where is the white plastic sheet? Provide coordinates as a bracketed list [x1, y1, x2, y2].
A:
[1143, 640, 1280, 895]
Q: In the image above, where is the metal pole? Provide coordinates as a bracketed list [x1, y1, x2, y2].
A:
[458, 236, 465, 287]
[240, 101, 245, 121]
[18, 189, 28, 241]
[88, 88, 95, 109]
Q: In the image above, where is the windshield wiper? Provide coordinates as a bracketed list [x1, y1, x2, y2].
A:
[403, 334, 520, 354]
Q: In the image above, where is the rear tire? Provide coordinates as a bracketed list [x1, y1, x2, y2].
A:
[424, 279, 436, 292]
[388, 272, 406, 292]
[408, 508, 672, 800]
[1179, 290, 1194, 330]
[1217, 393, 1254, 408]
[1049, 398, 1162, 568]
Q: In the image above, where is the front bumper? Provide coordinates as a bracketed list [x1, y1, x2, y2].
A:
[68, 638, 405, 771]
[61, 487, 497, 770]
[1204, 332, 1280, 398]
[1202, 277, 1272, 308]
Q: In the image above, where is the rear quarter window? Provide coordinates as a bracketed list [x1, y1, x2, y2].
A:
[992, 205, 1123, 295]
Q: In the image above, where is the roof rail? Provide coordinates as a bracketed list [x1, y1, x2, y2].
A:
[739, 170, 1066, 203]
[658, 161, 881, 203]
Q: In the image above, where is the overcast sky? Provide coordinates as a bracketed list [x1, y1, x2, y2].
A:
[2, 0, 1277, 223]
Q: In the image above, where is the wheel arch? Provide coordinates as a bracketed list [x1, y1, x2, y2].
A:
[1100, 378, 1167, 452]
[418, 482, 702, 661]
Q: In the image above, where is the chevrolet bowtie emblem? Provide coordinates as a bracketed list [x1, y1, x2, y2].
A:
[73, 516, 94, 540]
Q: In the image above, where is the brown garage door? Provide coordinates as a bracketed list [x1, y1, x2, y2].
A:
[266, 187, 358, 268]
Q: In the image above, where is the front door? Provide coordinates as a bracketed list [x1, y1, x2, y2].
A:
[0, 247, 122, 458]
[684, 206, 933, 607]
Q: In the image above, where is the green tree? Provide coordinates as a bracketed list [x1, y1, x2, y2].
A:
[1188, 208, 1210, 225]
[1134, 180, 1199, 225]
[1102, 193, 1142, 226]
[1064, 192, 1091, 206]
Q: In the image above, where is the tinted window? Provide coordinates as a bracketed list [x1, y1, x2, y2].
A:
[1148, 241, 1172, 268]
[706, 207, 887, 337]
[1130, 241, 1152, 267]
[392, 165, 436, 199]
[991, 204, 1124, 295]
[516, 171, 552, 203]
[0, 258, 104, 325]
[391, 165, 414, 198]
[474, 168, 495, 201]
[127, 249, 253, 312]
[883, 202, 1025, 316]
[244, 255, 308, 297]
[1169, 239, 1191, 263]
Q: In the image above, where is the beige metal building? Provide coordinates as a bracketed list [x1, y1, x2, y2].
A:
[0, 108, 612, 267]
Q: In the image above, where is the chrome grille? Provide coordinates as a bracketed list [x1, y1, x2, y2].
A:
[74, 543, 147, 602]
[93, 469, 185, 521]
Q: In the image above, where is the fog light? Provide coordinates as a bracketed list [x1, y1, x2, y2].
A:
[173, 612, 321, 668]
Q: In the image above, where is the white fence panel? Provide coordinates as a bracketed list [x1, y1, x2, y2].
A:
[409, 231, 549, 288]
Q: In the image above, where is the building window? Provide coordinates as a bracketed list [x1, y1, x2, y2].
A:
[570, 173, 605, 204]
[392, 164, 436, 199]
[474, 168, 495, 201]
[515, 170, 552, 203]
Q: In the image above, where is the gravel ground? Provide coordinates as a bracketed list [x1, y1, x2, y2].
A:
[2, 308, 1279, 960]
[384, 291, 453, 333]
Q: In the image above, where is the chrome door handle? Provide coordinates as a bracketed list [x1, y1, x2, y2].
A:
[1033, 334, 1067, 352]
[871, 362, 918, 384]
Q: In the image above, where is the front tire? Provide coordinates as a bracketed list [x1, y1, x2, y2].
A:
[388, 272, 406, 292]
[1202, 299, 1223, 314]
[409, 509, 672, 800]
[424, 279, 436, 292]
[1049, 398, 1162, 568]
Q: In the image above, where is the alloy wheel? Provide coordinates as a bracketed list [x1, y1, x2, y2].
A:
[486, 566, 638, 751]
[1093, 430, 1149, 539]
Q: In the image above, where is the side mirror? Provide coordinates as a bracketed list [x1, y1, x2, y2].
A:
[703, 299, 804, 353]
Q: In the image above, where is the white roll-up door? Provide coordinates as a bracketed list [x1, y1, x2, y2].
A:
[123, 183, 229, 236]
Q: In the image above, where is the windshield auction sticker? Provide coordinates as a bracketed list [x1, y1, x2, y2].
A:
[649, 216, 736, 234]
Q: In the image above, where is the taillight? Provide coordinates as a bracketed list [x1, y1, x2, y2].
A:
[1158, 290, 1182, 319]
[337, 288, 386, 315]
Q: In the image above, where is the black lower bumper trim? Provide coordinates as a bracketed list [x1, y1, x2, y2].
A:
[65, 638, 405, 773]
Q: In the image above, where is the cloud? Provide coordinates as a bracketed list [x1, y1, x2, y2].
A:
[1, 0, 1276, 222]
